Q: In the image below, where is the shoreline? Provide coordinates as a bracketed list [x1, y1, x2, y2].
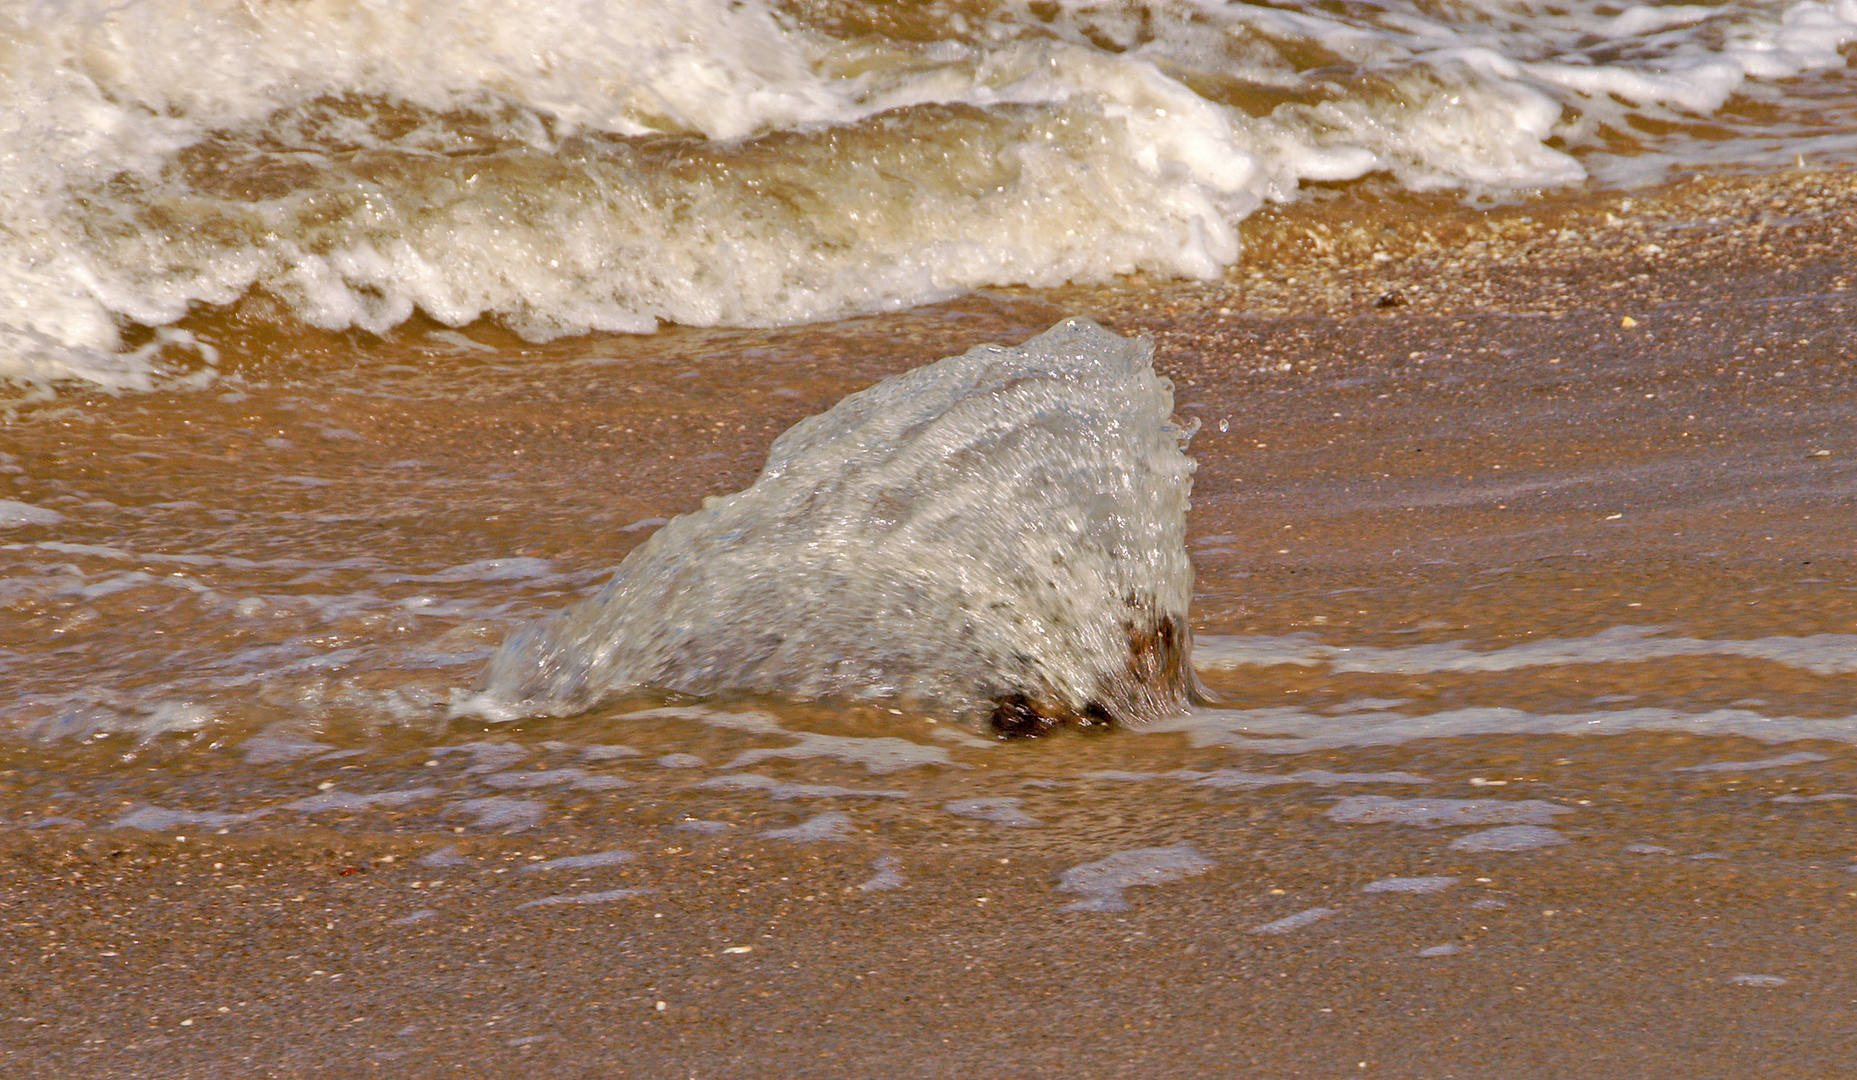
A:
[4, 168, 1857, 1077]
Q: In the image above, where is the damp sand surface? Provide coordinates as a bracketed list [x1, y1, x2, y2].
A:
[5, 171, 1857, 1076]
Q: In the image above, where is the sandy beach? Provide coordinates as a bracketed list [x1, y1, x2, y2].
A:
[4, 169, 1857, 1078]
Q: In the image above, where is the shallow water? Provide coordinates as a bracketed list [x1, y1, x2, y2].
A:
[7, 14, 1857, 1079]
[3, 272, 1853, 918]
[2, 9, 1856, 986]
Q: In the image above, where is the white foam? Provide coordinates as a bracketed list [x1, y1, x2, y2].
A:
[376, 558, 561, 586]
[23, 817, 85, 830]
[441, 742, 530, 771]
[1626, 843, 1677, 855]
[1179, 770, 1298, 790]
[112, 805, 267, 831]
[11, 0, 1853, 384]
[239, 734, 336, 765]
[672, 818, 733, 835]
[942, 797, 1042, 827]
[1088, 767, 1431, 788]
[724, 734, 955, 775]
[696, 774, 909, 801]
[0, 501, 64, 527]
[1056, 844, 1213, 912]
[1159, 702, 1857, 751]
[520, 850, 636, 873]
[1448, 825, 1568, 852]
[1361, 876, 1459, 894]
[416, 845, 474, 867]
[620, 707, 786, 737]
[760, 811, 857, 842]
[477, 768, 593, 790]
[515, 888, 653, 909]
[1326, 796, 1571, 828]
[1249, 906, 1340, 935]
[857, 855, 906, 892]
[1195, 627, 1857, 678]
[282, 786, 441, 814]
[1674, 752, 1831, 773]
[449, 796, 547, 831]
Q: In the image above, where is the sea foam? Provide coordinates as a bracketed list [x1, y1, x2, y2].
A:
[8, 0, 1857, 385]
[472, 318, 1199, 733]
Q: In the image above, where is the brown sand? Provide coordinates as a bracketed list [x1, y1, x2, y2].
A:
[4, 170, 1857, 1077]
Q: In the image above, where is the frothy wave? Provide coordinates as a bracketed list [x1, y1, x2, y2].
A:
[5, 0, 1856, 384]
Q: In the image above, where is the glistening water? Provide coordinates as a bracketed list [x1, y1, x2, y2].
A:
[2, 0, 1854, 932]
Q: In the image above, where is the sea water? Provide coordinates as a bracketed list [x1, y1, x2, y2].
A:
[6, 0, 1857, 385]
[1, 0, 1855, 915]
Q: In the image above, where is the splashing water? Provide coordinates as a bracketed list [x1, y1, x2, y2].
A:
[470, 317, 1200, 734]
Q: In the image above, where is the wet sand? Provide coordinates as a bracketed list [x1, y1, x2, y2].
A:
[5, 169, 1857, 1077]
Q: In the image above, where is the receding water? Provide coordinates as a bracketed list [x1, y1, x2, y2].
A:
[3, 312, 1853, 917]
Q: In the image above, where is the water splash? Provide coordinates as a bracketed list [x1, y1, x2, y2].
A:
[472, 318, 1199, 733]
